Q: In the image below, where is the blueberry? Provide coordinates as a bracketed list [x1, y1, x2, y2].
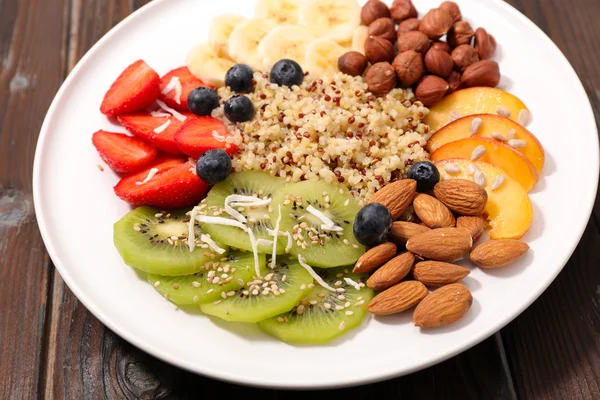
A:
[269, 59, 304, 87]
[225, 64, 254, 93]
[224, 95, 254, 123]
[407, 161, 441, 192]
[187, 87, 219, 116]
[196, 149, 232, 185]
[353, 203, 393, 247]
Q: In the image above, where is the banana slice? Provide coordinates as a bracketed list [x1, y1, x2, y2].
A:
[298, 0, 361, 43]
[255, 0, 301, 25]
[208, 14, 247, 58]
[187, 43, 236, 88]
[351, 25, 369, 55]
[228, 18, 277, 71]
[305, 39, 347, 77]
[258, 26, 315, 71]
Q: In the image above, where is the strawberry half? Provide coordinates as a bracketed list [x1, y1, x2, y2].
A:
[159, 67, 215, 112]
[174, 116, 238, 158]
[92, 130, 157, 174]
[100, 60, 161, 116]
[117, 113, 197, 154]
[114, 157, 209, 209]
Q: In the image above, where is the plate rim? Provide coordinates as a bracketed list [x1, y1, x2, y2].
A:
[32, 0, 599, 389]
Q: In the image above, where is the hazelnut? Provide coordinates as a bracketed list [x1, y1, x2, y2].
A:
[390, 0, 417, 22]
[461, 60, 500, 88]
[447, 21, 474, 48]
[361, 0, 391, 25]
[365, 36, 395, 64]
[365, 62, 397, 94]
[439, 1, 462, 23]
[393, 50, 425, 86]
[447, 71, 461, 93]
[424, 48, 453, 78]
[338, 51, 368, 77]
[474, 28, 497, 60]
[431, 41, 451, 53]
[397, 31, 430, 54]
[397, 18, 420, 35]
[451, 44, 479, 72]
[415, 75, 449, 106]
[368, 18, 397, 41]
[419, 8, 453, 40]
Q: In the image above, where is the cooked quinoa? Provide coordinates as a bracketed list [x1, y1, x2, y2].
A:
[213, 72, 431, 204]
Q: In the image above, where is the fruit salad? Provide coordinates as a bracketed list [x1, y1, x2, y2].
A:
[92, 0, 545, 344]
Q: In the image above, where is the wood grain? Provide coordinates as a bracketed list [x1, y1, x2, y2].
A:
[0, 0, 69, 398]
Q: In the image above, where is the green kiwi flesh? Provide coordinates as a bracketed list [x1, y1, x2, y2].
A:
[147, 252, 264, 305]
[258, 268, 374, 344]
[200, 171, 286, 254]
[113, 206, 228, 276]
[269, 180, 365, 267]
[200, 255, 313, 323]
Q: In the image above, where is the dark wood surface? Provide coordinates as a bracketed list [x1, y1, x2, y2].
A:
[0, 0, 598, 398]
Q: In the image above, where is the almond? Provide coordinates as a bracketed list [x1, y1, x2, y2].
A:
[413, 193, 456, 228]
[456, 216, 486, 243]
[353, 242, 397, 273]
[433, 179, 488, 215]
[413, 283, 472, 327]
[367, 280, 428, 315]
[412, 261, 470, 286]
[390, 221, 430, 245]
[470, 239, 529, 268]
[367, 252, 415, 290]
[368, 179, 417, 220]
[406, 227, 472, 261]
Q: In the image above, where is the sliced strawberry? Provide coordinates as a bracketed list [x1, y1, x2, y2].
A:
[159, 67, 215, 112]
[100, 60, 161, 116]
[92, 130, 157, 174]
[174, 116, 238, 158]
[117, 113, 197, 154]
[114, 157, 209, 209]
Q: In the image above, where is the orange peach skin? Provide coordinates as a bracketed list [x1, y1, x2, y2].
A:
[424, 87, 530, 133]
[435, 159, 533, 239]
[426, 114, 545, 173]
[430, 137, 538, 191]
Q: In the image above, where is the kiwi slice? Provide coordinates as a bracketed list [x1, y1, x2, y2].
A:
[269, 180, 365, 268]
[200, 255, 313, 323]
[200, 171, 286, 254]
[114, 206, 228, 276]
[258, 268, 374, 344]
[147, 251, 264, 305]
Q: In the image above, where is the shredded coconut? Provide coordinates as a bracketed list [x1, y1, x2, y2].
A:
[150, 111, 172, 118]
[212, 130, 226, 142]
[297, 255, 336, 292]
[161, 76, 180, 95]
[153, 119, 171, 134]
[270, 205, 282, 269]
[195, 215, 246, 229]
[135, 168, 159, 185]
[256, 238, 274, 246]
[306, 205, 342, 231]
[285, 232, 293, 253]
[187, 207, 198, 252]
[200, 234, 226, 254]
[156, 100, 187, 122]
[344, 277, 362, 290]
[247, 229, 261, 278]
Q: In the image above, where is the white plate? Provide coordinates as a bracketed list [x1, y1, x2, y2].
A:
[33, 0, 599, 389]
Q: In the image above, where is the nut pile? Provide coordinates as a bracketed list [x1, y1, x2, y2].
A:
[356, 178, 529, 328]
[339, 0, 499, 106]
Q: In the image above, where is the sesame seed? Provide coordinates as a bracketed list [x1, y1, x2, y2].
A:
[172, 283, 179, 290]
[357, 296, 363, 301]
[242, 290, 250, 296]
[336, 273, 344, 278]
[133, 225, 141, 232]
[193, 295, 199, 303]
[351, 244, 359, 249]
[221, 291, 227, 299]
[252, 289, 259, 296]
[264, 273, 274, 281]
[338, 295, 346, 300]
[280, 288, 286, 293]
[345, 310, 354, 316]
[212, 277, 220, 284]
[237, 279, 245, 286]
[164, 294, 170, 300]
[324, 302, 332, 309]
[221, 274, 229, 279]
[297, 305, 305, 315]
[277, 316, 285, 322]
[343, 199, 350, 207]
[300, 284, 306, 290]
[207, 271, 215, 278]
[213, 300, 222, 304]
[282, 274, 287, 282]
[206, 289, 214, 294]
[227, 291, 236, 297]
[335, 305, 344, 310]
[345, 301, 351, 308]
[355, 300, 365, 306]
[97, 164, 105, 171]
[155, 213, 164, 218]
[309, 300, 318, 305]
[338, 321, 346, 330]
[192, 281, 201, 288]
[308, 283, 314, 289]
[336, 288, 345, 292]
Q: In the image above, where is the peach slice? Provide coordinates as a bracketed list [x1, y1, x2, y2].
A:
[430, 137, 538, 191]
[435, 159, 533, 239]
[426, 114, 545, 173]
[424, 87, 530, 133]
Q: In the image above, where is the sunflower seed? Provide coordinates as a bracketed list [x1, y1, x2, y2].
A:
[518, 109, 530, 126]
[497, 106, 511, 117]
[509, 139, 526, 148]
[491, 132, 508, 142]
[467, 163, 478, 175]
[508, 128, 516, 140]
[444, 163, 462, 174]
[491, 174, 506, 191]
[471, 145, 486, 160]
[449, 110, 462, 122]
[470, 117, 482, 136]
[474, 170, 486, 186]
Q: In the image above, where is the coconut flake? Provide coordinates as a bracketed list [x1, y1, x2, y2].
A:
[200, 234, 226, 254]
[285, 232, 293, 253]
[212, 130, 226, 142]
[135, 168, 159, 185]
[195, 215, 247, 229]
[150, 111, 172, 118]
[270, 205, 282, 269]
[257, 238, 274, 247]
[224, 196, 247, 223]
[343, 277, 361, 291]
[156, 100, 187, 122]
[247, 229, 261, 278]
[187, 207, 198, 252]
[153, 119, 171, 134]
[306, 205, 342, 231]
[161, 76, 180, 95]
[297, 255, 336, 292]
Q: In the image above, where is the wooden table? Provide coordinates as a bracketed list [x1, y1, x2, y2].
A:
[1, 0, 599, 398]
